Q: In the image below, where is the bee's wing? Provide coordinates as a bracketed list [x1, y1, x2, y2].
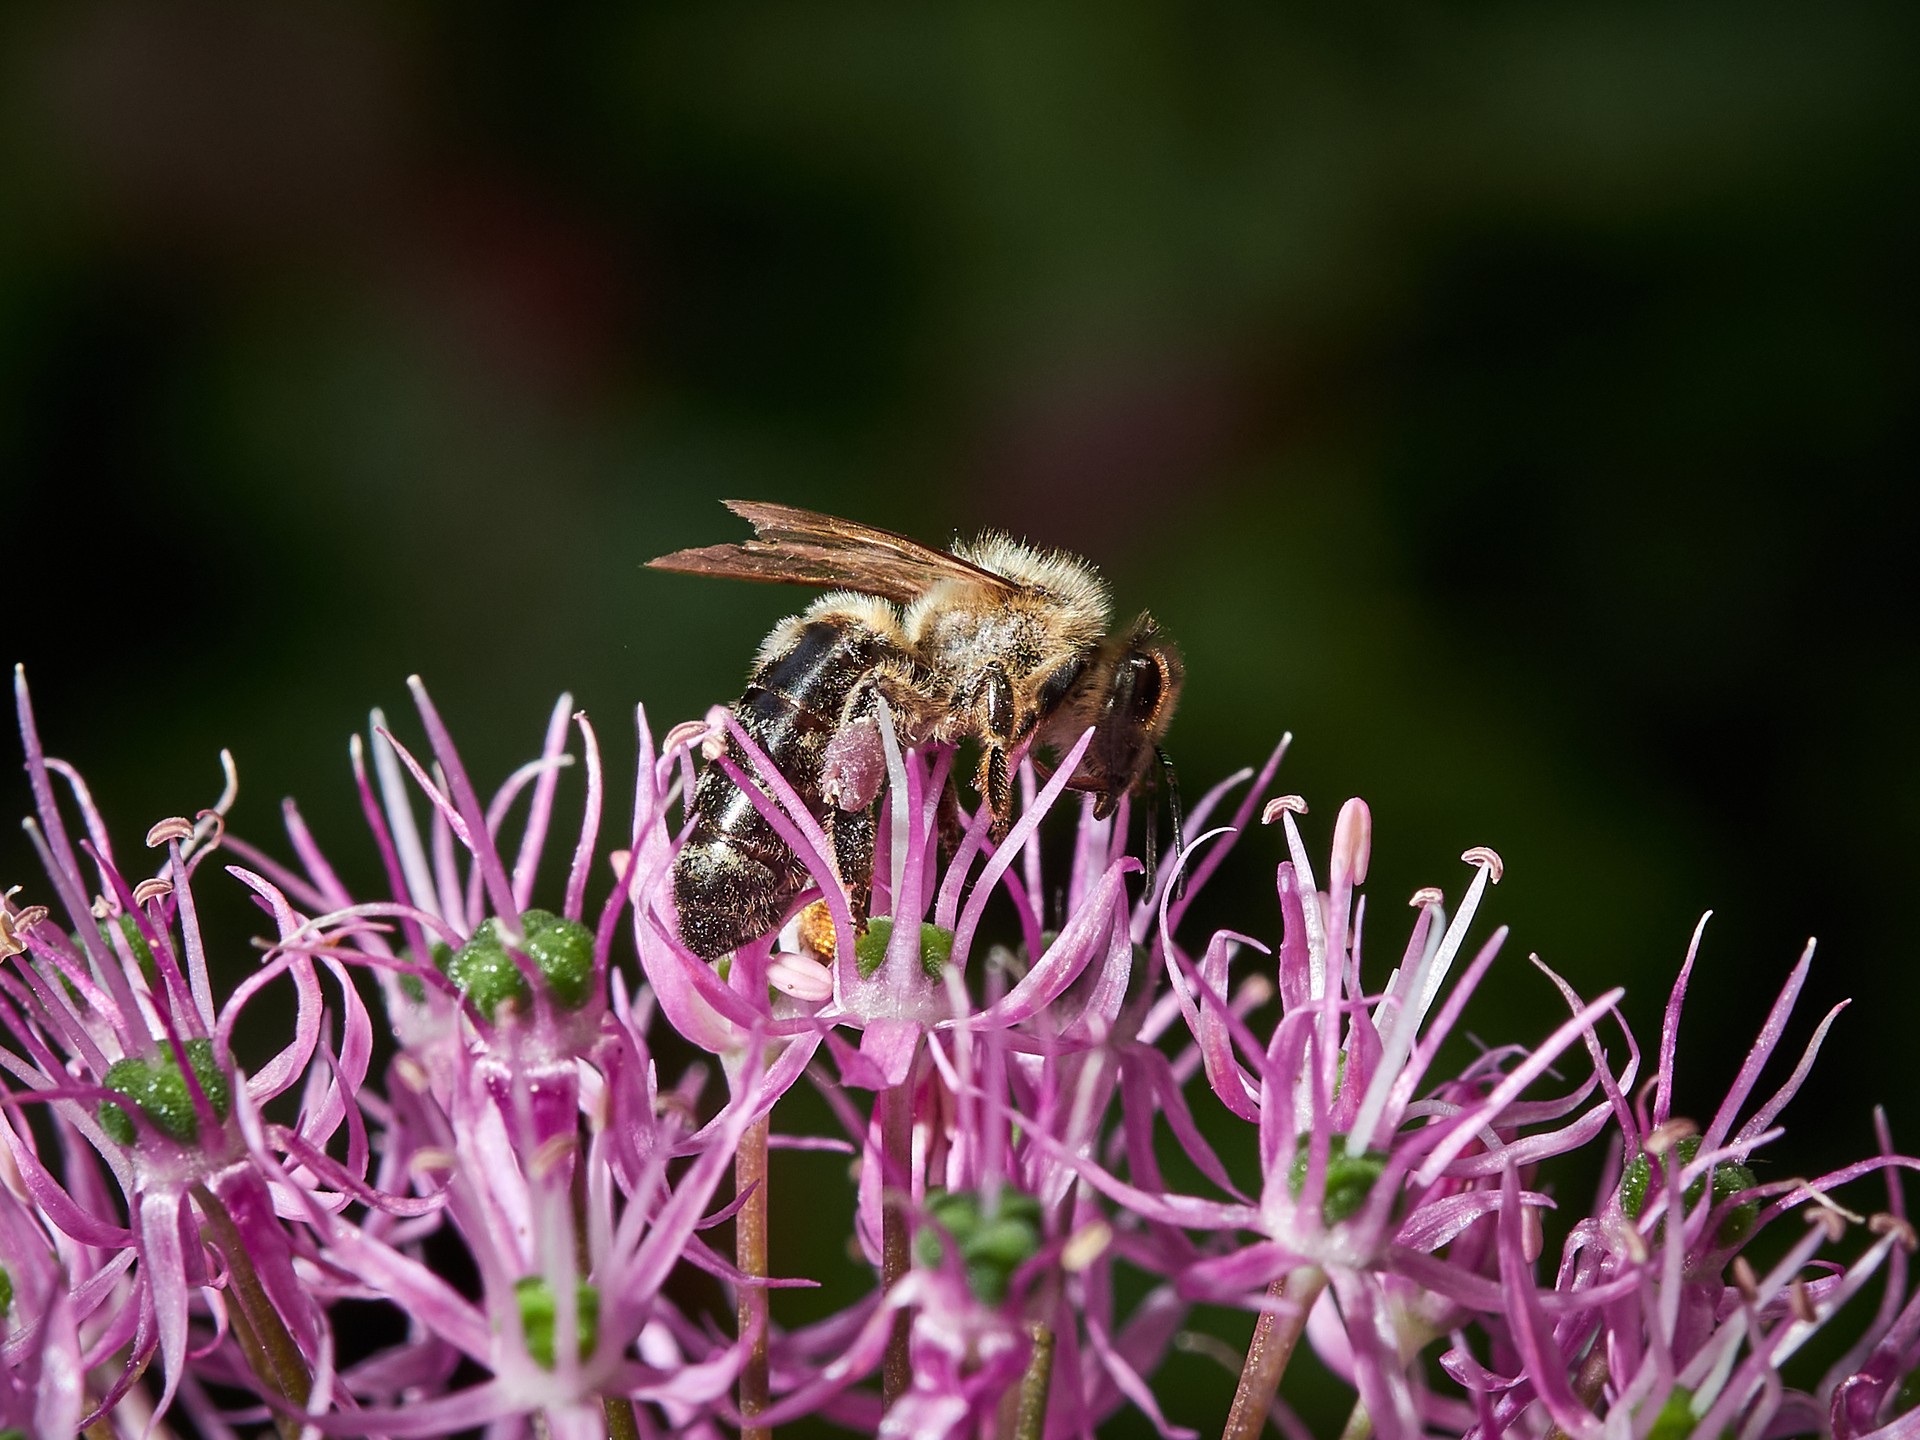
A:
[647, 500, 1020, 604]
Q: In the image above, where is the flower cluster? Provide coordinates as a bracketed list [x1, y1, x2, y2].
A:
[1, 663, 1916, 1438]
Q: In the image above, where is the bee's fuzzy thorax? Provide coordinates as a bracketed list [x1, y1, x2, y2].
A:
[950, 532, 1112, 625]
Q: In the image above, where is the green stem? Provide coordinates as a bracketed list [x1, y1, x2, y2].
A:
[1542, 1341, 1611, 1440]
[1221, 1267, 1327, 1440]
[192, 1184, 311, 1438]
[1012, 1323, 1055, 1440]
[880, 1079, 915, 1410]
[1337, 1399, 1373, 1440]
[604, 1394, 644, 1440]
[737, 1114, 772, 1439]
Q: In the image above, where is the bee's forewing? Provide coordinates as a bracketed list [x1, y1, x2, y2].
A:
[647, 500, 1019, 604]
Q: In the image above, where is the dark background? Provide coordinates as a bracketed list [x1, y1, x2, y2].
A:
[4, 2, 1916, 1433]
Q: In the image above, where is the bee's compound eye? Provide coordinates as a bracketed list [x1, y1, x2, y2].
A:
[1125, 653, 1162, 723]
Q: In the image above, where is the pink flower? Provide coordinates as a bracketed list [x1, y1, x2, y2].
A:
[5, 658, 1915, 1439]
[4, 668, 328, 1432]
[1507, 919, 1920, 1439]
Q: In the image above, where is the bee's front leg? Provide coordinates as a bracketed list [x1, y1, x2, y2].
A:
[971, 662, 1017, 840]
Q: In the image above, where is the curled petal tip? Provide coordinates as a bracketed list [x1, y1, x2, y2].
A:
[146, 817, 194, 848]
[1461, 845, 1503, 882]
[1261, 795, 1308, 824]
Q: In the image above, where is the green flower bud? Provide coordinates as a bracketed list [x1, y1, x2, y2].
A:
[513, 1275, 600, 1368]
[443, 913, 597, 1020]
[1646, 1388, 1697, 1440]
[71, 913, 158, 990]
[916, 1188, 1044, 1305]
[856, 918, 955, 981]
[400, 940, 451, 1005]
[443, 918, 531, 1021]
[96, 1038, 231, 1146]
[1286, 1134, 1389, 1225]
[519, 908, 595, 1010]
[1619, 1138, 1758, 1247]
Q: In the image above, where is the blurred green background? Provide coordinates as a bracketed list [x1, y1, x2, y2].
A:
[4, 0, 1917, 1431]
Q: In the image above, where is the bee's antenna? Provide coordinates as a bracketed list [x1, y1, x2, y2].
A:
[1156, 746, 1186, 902]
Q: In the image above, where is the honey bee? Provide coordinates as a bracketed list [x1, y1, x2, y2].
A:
[649, 501, 1184, 959]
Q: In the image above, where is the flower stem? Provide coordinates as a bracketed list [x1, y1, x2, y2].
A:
[1542, 1341, 1611, 1440]
[192, 1183, 311, 1437]
[569, 1166, 644, 1440]
[737, 1112, 772, 1440]
[1221, 1267, 1326, 1440]
[604, 1396, 644, 1440]
[881, 1079, 914, 1410]
[1337, 1400, 1373, 1440]
[1012, 1322, 1055, 1440]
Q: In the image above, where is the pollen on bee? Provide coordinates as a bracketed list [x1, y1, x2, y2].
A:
[797, 900, 839, 962]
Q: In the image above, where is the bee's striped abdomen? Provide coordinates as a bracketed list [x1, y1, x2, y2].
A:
[674, 618, 898, 958]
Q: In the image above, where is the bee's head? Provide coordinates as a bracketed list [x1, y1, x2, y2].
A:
[1032, 614, 1182, 820]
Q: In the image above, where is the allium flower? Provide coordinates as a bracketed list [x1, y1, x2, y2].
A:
[221, 680, 777, 1437]
[1499, 921, 1920, 1439]
[665, 702, 1223, 1435]
[4, 660, 1916, 1439]
[3, 668, 328, 1434]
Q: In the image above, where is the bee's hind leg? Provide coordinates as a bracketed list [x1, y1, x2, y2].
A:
[827, 801, 877, 933]
[976, 745, 1013, 841]
[821, 661, 935, 816]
